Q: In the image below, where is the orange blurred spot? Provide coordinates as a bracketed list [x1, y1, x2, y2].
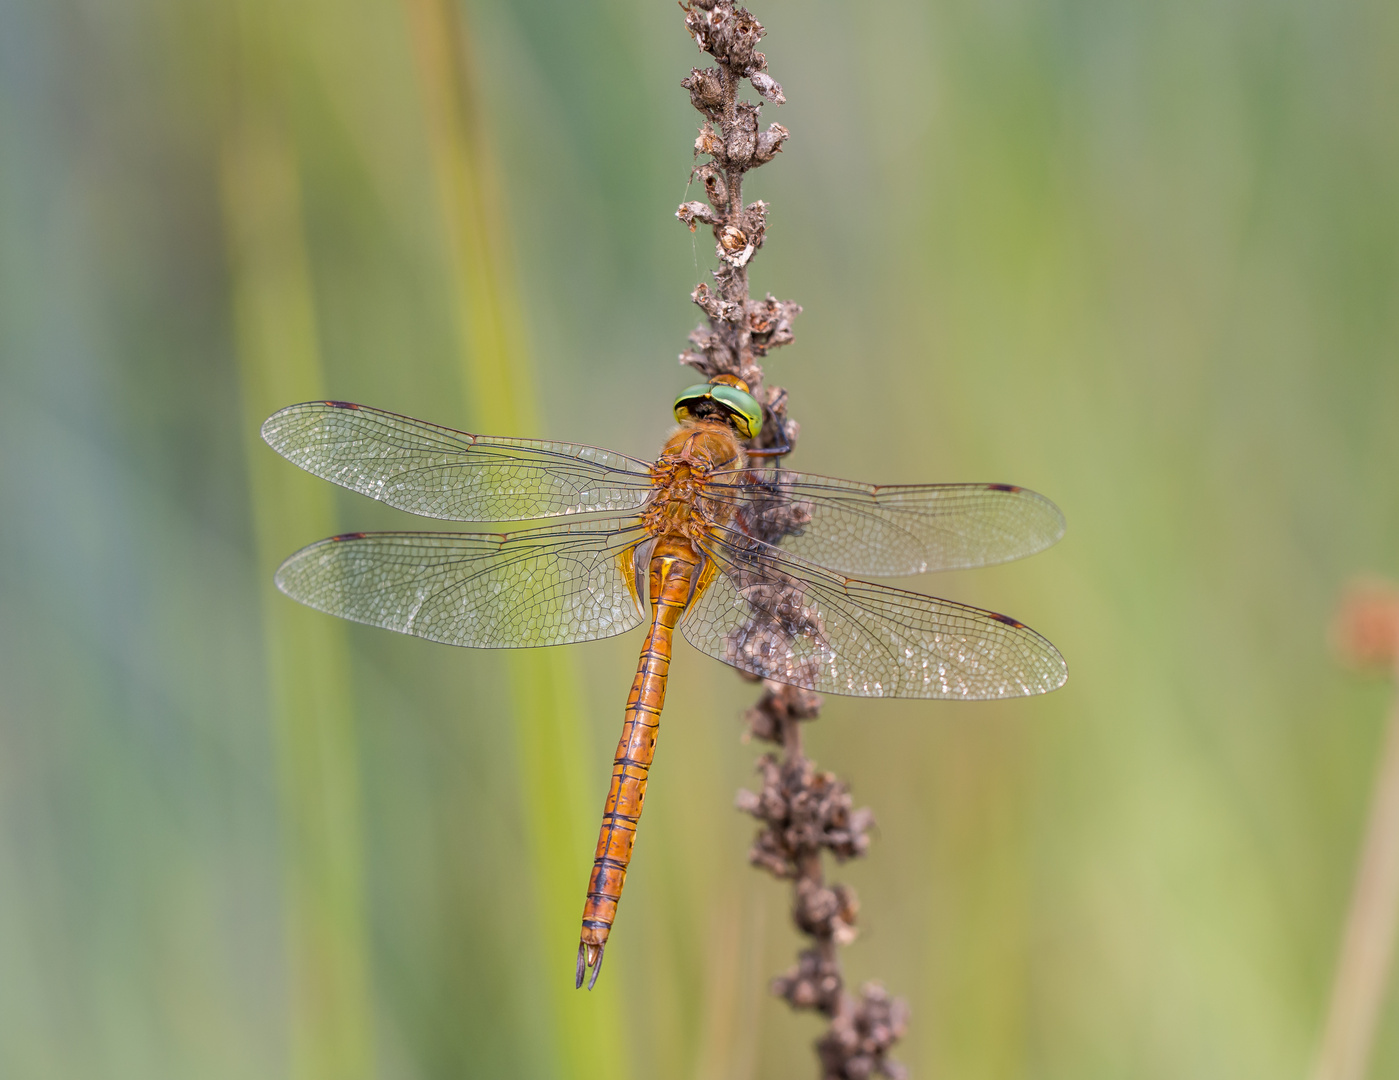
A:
[1333, 579, 1399, 672]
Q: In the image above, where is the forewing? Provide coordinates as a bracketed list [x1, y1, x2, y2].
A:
[702, 471, 1065, 576]
[681, 527, 1066, 699]
[275, 519, 649, 648]
[262, 401, 655, 521]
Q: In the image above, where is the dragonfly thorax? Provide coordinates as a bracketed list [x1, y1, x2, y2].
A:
[639, 420, 746, 543]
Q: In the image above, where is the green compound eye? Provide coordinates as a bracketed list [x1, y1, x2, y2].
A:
[708, 383, 763, 439]
[673, 384, 713, 417]
[672, 381, 764, 439]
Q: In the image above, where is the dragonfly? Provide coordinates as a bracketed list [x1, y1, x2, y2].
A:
[261, 376, 1067, 990]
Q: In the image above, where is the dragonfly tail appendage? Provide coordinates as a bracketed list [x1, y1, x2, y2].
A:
[575, 941, 606, 990]
[576, 540, 700, 989]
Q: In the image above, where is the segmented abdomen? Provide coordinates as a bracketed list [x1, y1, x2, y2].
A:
[576, 535, 701, 988]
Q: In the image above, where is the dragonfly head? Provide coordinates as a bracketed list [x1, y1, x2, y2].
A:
[673, 375, 763, 440]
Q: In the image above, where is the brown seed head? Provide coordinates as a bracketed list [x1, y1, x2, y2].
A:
[750, 70, 785, 104]
[681, 66, 725, 117]
[676, 201, 720, 232]
[725, 101, 761, 165]
[695, 122, 725, 161]
[772, 947, 843, 1016]
[693, 163, 728, 210]
[754, 122, 790, 163]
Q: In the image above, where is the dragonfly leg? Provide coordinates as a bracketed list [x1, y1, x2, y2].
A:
[745, 438, 791, 459]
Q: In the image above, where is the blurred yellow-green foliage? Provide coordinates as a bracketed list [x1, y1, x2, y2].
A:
[3, 0, 1397, 1077]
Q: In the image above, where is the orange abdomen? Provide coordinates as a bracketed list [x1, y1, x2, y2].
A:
[576, 535, 701, 989]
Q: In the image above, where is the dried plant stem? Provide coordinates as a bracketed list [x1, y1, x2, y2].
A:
[1312, 683, 1399, 1080]
[1312, 584, 1399, 1080]
[674, 4, 906, 1075]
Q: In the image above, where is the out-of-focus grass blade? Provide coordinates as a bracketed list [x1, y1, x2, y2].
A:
[222, 6, 375, 1077]
[402, 1, 627, 1076]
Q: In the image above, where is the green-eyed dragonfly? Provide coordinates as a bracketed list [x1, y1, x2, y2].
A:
[262, 376, 1067, 988]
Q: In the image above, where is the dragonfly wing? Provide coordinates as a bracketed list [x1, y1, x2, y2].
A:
[262, 401, 656, 521]
[702, 471, 1065, 576]
[681, 526, 1066, 699]
[275, 519, 649, 648]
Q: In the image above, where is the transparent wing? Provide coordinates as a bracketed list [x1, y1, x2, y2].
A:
[701, 470, 1065, 576]
[262, 401, 656, 521]
[275, 518, 649, 648]
[681, 525, 1066, 699]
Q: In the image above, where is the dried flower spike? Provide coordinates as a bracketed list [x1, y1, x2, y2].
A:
[673, 4, 907, 1076]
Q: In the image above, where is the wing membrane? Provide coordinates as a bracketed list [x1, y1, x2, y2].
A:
[275, 519, 649, 648]
[262, 401, 655, 521]
[701, 471, 1065, 576]
[682, 525, 1066, 699]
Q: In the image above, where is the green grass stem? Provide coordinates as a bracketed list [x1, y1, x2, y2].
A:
[222, 11, 376, 1075]
[403, 1, 628, 1075]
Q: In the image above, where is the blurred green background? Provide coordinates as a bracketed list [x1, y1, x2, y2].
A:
[3, 0, 1397, 1077]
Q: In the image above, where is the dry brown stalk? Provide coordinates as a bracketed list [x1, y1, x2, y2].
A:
[1311, 581, 1399, 1080]
[674, 4, 908, 1075]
